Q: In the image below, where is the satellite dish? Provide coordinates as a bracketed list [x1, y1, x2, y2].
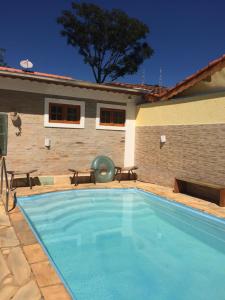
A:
[20, 59, 33, 70]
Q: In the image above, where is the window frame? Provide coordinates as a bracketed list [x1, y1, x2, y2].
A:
[49, 103, 81, 124]
[100, 107, 126, 127]
[44, 98, 85, 128]
[96, 103, 127, 131]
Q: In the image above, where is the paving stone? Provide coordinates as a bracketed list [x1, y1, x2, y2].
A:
[2, 248, 10, 255]
[0, 251, 10, 282]
[10, 215, 37, 246]
[0, 227, 19, 247]
[41, 284, 71, 300]
[16, 228, 37, 245]
[2, 276, 14, 285]
[9, 212, 24, 222]
[31, 261, 61, 287]
[12, 280, 42, 300]
[0, 204, 6, 214]
[0, 285, 18, 300]
[0, 212, 10, 228]
[7, 247, 31, 285]
[23, 243, 47, 264]
[54, 175, 70, 185]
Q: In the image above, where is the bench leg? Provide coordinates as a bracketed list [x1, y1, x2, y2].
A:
[173, 178, 180, 193]
[74, 172, 79, 186]
[128, 170, 136, 181]
[114, 169, 118, 181]
[71, 172, 76, 185]
[90, 171, 96, 185]
[131, 170, 136, 182]
[219, 189, 225, 207]
[119, 170, 122, 183]
[27, 174, 32, 189]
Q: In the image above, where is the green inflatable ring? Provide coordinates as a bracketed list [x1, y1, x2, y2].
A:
[91, 156, 115, 183]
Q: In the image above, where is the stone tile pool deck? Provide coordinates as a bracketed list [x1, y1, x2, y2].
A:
[1, 180, 225, 300]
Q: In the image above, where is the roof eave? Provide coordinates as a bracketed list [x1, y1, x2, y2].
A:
[0, 71, 145, 96]
[160, 54, 225, 101]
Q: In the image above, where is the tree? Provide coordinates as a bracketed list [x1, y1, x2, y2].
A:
[0, 48, 7, 67]
[57, 2, 153, 83]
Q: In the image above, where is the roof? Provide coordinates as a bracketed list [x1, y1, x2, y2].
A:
[0, 66, 73, 80]
[105, 82, 168, 96]
[1, 53, 225, 102]
[145, 53, 225, 102]
[0, 67, 144, 96]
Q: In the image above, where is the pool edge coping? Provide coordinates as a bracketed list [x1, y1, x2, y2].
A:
[5, 181, 225, 299]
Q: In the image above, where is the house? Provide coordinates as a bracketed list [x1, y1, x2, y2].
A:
[0, 67, 145, 180]
[0, 53, 224, 187]
[136, 54, 225, 187]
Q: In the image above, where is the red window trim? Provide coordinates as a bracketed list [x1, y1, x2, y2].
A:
[100, 108, 126, 127]
[49, 103, 81, 124]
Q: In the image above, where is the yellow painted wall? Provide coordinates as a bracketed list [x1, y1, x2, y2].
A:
[136, 95, 225, 126]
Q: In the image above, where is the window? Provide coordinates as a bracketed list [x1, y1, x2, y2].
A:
[49, 103, 80, 124]
[100, 108, 126, 127]
[44, 98, 85, 128]
[96, 103, 127, 131]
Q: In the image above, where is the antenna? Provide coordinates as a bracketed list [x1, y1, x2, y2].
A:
[20, 59, 33, 71]
[159, 67, 163, 87]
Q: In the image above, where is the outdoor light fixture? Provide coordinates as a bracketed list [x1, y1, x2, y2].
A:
[10, 112, 22, 136]
[160, 135, 166, 149]
[9, 112, 18, 121]
[160, 135, 166, 143]
[45, 137, 51, 149]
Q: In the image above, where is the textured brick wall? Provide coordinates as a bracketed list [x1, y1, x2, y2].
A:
[135, 125, 225, 187]
[0, 90, 125, 175]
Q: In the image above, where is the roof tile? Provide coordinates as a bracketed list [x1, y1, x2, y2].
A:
[0, 67, 72, 80]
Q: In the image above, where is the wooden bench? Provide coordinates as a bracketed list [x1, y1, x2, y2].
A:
[69, 168, 96, 186]
[174, 177, 225, 207]
[115, 166, 138, 183]
[7, 169, 38, 190]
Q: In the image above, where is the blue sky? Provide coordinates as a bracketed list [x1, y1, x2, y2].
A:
[0, 0, 225, 87]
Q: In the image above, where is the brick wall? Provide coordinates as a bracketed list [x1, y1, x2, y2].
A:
[0, 90, 125, 174]
[135, 125, 225, 187]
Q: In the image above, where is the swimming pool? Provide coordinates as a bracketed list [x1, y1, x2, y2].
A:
[18, 188, 225, 300]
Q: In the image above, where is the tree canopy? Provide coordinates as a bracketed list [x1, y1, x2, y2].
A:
[0, 48, 7, 67]
[57, 2, 153, 83]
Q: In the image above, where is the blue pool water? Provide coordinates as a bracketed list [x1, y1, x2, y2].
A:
[18, 189, 225, 300]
